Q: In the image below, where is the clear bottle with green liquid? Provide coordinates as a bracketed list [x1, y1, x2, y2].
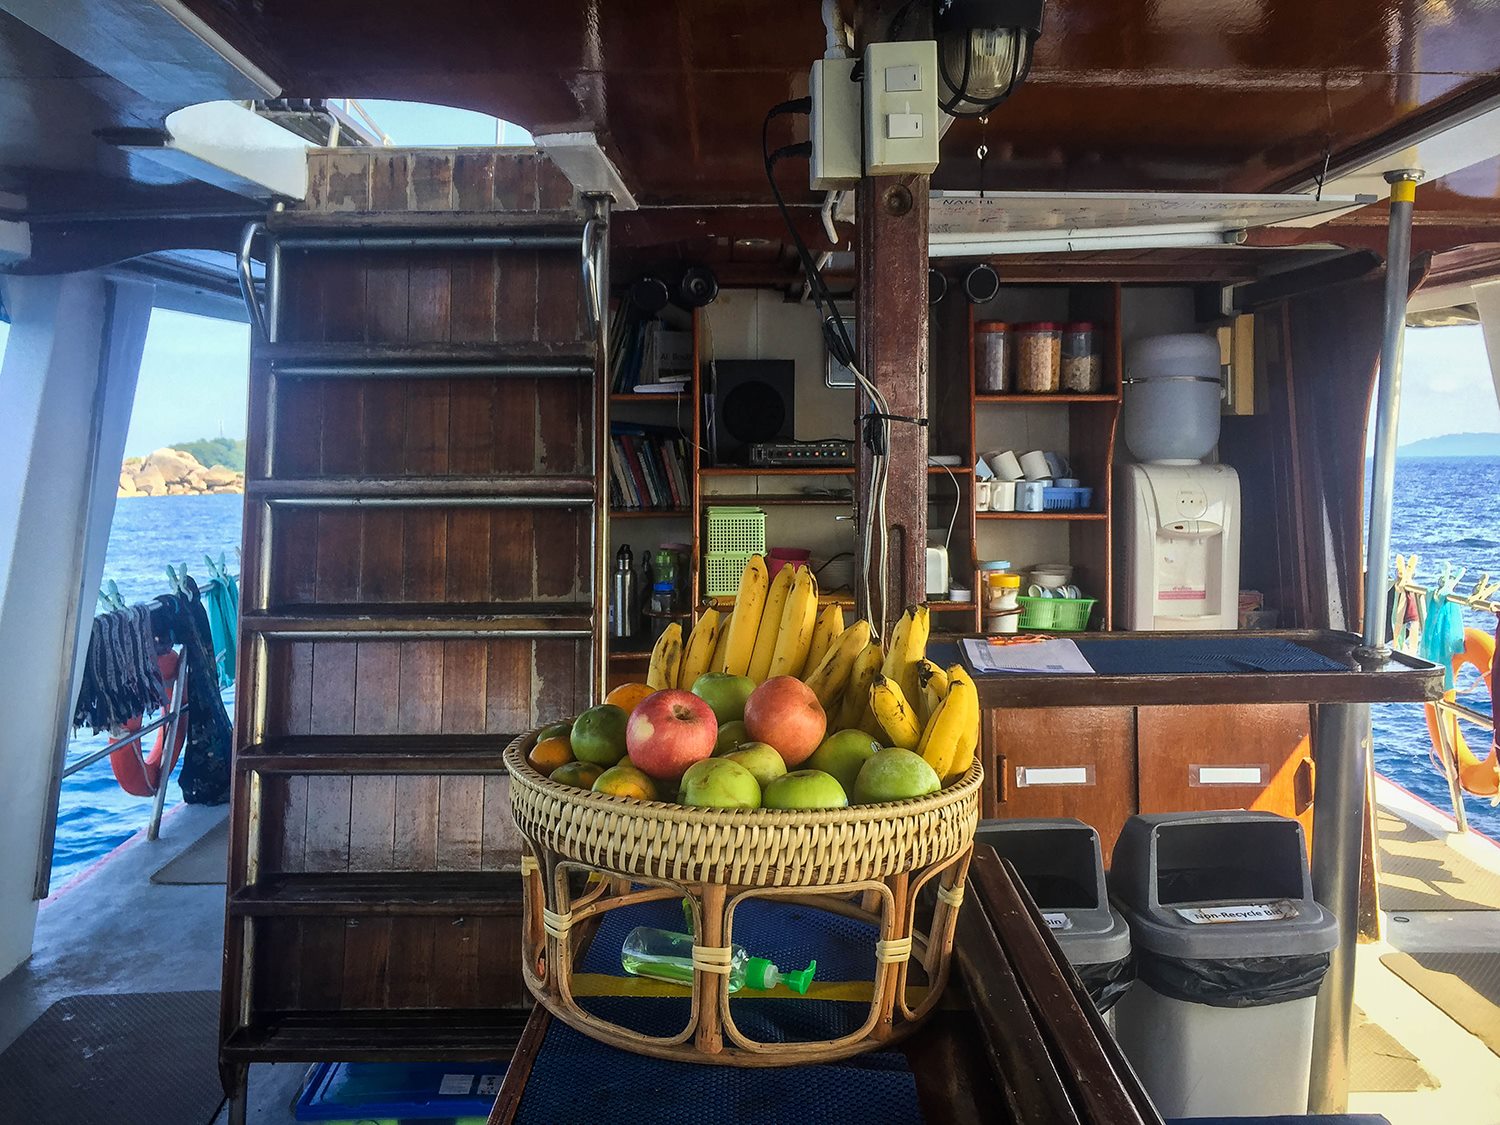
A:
[620, 926, 816, 994]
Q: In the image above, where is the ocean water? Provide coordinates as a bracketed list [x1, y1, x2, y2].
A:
[48, 461, 1500, 887]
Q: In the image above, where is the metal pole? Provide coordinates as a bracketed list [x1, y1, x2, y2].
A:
[1309, 168, 1421, 1115]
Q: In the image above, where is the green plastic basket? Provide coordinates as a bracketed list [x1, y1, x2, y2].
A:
[705, 506, 766, 556]
[704, 552, 754, 598]
[1016, 596, 1096, 632]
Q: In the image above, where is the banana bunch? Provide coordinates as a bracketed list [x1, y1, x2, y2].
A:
[644, 562, 980, 788]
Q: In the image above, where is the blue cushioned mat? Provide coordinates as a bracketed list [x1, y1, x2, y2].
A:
[576, 896, 881, 1042]
[1074, 636, 1347, 675]
[515, 1018, 923, 1125]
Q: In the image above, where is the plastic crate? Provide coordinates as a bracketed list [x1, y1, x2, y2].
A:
[294, 1061, 501, 1122]
[1041, 486, 1093, 511]
[704, 551, 754, 597]
[1017, 596, 1096, 632]
[705, 506, 766, 555]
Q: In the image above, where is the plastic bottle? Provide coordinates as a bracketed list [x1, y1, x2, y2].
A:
[620, 926, 816, 994]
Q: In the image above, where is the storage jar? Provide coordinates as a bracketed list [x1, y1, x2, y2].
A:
[1061, 322, 1103, 393]
[974, 321, 1011, 393]
[1014, 322, 1062, 393]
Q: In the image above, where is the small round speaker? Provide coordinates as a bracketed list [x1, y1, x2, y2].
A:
[628, 277, 670, 314]
[721, 380, 787, 444]
[678, 266, 720, 308]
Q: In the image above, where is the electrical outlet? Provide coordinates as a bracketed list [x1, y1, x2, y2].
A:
[862, 40, 940, 175]
[810, 57, 861, 190]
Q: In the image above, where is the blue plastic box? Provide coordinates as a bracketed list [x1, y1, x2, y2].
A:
[295, 1061, 507, 1124]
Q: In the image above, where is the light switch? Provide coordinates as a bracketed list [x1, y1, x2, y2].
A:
[886, 112, 923, 139]
[884, 64, 922, 92]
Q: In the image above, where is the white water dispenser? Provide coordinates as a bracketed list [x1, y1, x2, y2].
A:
[1120, 334, 1241, 631]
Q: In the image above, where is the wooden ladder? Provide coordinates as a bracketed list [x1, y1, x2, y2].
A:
[220, 150, 607, 1121]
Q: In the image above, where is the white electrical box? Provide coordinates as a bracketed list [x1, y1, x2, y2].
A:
[862, 40, 940, 175]
[810, 57, 861, 190]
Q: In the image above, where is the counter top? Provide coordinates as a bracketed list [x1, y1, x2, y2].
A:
[948, 630, 1444, 709]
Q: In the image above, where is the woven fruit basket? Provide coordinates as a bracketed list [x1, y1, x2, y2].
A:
[506, 732, 982, 1066]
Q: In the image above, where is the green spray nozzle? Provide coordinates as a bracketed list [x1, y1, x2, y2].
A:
[744, 956, 817, 994]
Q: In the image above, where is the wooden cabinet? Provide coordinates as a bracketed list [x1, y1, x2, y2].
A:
[983, 707, 1138, 859]
[982, 703, 1315, 857]
[1137, 703, 1315, 838]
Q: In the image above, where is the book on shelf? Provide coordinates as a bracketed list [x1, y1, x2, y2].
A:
[608, 422, 693, 512]
[609, 304, 693, 393]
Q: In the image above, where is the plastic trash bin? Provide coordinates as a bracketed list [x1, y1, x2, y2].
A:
[974, 818, 1133, 1018]
[1109, 811, 1339, 1119]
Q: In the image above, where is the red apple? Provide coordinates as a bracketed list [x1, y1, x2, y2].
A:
[743, 676, 827, 768]
[625, 689, 718, 781]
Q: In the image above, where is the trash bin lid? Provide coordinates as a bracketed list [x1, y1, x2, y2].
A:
[1046, 903, 1132, 968]
[1109, 811, 1339, 960]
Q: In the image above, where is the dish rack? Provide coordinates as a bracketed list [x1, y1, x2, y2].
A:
[704, 507, 766, 596]
[1017, 595, 1096, 631]
[1041, 486, 1093, 512]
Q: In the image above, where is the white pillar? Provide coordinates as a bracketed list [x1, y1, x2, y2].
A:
[0, 272, 153, 979]
[1473, 279, 1500, 403]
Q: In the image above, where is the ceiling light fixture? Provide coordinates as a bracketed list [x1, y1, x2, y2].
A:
[932, 0, 1045, 118]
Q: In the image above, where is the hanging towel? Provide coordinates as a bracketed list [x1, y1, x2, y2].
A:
[1419, 589, 1466, 689]
[73, 604, 166, 733]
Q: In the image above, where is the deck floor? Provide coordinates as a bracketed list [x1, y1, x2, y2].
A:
[2, 782, 1498, 1123]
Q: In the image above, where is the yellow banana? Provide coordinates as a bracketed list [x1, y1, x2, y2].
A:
[880, 605, 930, 707]
[803, 620, 872, 710]
[836, 640, 886, 731]
[747, 562, 794, 682]
[678, 607, 722, 690]
[769, 565, 819, 678]
[712, 609, 735, 672]
[646, 622, 683, 690]
[806, 603, 845, 674]
[870, 673, 922, 750]
[720, 555, 767, 677]
[916, 659, 949, 724]
[943, 663, 981, 780]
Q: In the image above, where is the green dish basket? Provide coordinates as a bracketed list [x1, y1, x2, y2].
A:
[1016, 595, 1096, 632]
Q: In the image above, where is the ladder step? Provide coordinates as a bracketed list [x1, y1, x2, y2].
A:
[236, 734, 516, 776]
[262, 341, 596, 379]
[229, 871, 524, 916]
[242, 603, 594, 638]
[249, 476, 596, 507]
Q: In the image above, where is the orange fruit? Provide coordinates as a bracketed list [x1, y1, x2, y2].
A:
[550, 761, 604, 789]
[528, 735, 573, 774]
[605, 682, 657, 713]
[592, 763, 660, 802]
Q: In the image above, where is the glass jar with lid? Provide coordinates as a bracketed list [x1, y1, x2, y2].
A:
[974, 321, 1011, 393]
[1061, 322, 1103, 393]
[1014, 322, 1062, 393]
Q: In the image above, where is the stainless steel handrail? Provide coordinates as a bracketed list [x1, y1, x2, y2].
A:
[581, 215, 606, 337]
[276, 234, 581, 251]
[272, 362, 594, 379]
[263, 495, 595, 509]
[237, 222, 269, 340]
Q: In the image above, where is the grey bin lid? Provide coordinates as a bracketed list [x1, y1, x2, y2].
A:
[975, 818, 1132, 967]
[1108, 811, 1339, 961]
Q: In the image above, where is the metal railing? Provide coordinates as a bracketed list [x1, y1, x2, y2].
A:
[62, 651, 190, 841]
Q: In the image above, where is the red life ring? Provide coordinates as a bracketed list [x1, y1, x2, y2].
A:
[109, 650, 188, 798]
[1423, 626, 1500, 798]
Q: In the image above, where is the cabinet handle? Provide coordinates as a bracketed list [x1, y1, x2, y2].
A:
[1295, 757, 1316, 815]
[994, 755, 1007, 805]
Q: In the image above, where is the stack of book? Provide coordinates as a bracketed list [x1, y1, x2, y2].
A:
[608, 423, 693, 512]
[609, 305, 693, 394]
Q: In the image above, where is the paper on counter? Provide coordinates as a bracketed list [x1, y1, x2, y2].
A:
[962, 637, 1096, 675]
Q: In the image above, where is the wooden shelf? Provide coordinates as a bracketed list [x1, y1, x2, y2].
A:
[976, 393, 1119, 404]
[243, 602, 593, 636]
[699, 466, 853, 476]
[610, 508, 691, 518]
[238, 734, 513, 775]
[929, 601, 978, 612]
[977, 511, 1107, 521]
[230, 872, 524, 917]
[607, 647, 652, 662]
[699, 494, 852, 506]
[222, 1009, 532, 1062]
[608, 393, 690, 404]
[928, 465, 973, 474]
[708, 593, 856, 609]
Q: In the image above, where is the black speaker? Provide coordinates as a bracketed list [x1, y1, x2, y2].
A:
[708, 360, 795, 466]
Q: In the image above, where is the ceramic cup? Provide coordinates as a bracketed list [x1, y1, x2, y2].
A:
[990, 479, 1017, 512]
[1017, 480, 1049, 511]
[1055, 477, 1080, 489]
[987, 449, 1024, 481]
[1020, 450, 1052, 481]
[975, 480, 994, 511]
[1027, 584, 1055, 598]
[1044, 450, 1068, 478]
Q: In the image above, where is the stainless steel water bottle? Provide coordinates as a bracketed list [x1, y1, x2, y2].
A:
[611, 545, 637, 638]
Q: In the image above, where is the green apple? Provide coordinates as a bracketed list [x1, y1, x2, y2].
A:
[569, 704, 629, 766]
[678, 758, 761, 810]
[763, 769, 848, 810]
[712, 719, 749, 757]
[805, 729, 881, 797]
[691, 672, 756, 725]
[852, 748, 941, 805]
[724, 742, 788, 790]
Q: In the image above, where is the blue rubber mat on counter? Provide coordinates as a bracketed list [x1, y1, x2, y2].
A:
[576, 896, 881, 1042]
[1074, 636, 1348, 675]
[515, 1017, 923, 1125]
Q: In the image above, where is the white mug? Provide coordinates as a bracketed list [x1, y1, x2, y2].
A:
[1020, 450, 1052, 481]
[975, 480, 994, 511]
[987, 450, 1024, 481]
[990, 479, 1017, 512]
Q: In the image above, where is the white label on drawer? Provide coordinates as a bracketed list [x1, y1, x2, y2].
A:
[1042, 911, 1074, 931]
[439, 1074, 475, 1096]
[1175, 901, 1299, 924]
[1193, 765, 1265, 786]
[1016, 766, 1091, 787]
[477, 1074, 504, 1096]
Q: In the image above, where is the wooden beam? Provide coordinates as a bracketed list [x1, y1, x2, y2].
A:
[855, 173, 929, 631]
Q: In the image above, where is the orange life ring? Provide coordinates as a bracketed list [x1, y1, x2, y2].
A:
[1424, 626, 1500, 798]
[109, 650, 188, 798]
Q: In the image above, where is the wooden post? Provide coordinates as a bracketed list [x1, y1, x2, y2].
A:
[855, 174, 930, 634]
